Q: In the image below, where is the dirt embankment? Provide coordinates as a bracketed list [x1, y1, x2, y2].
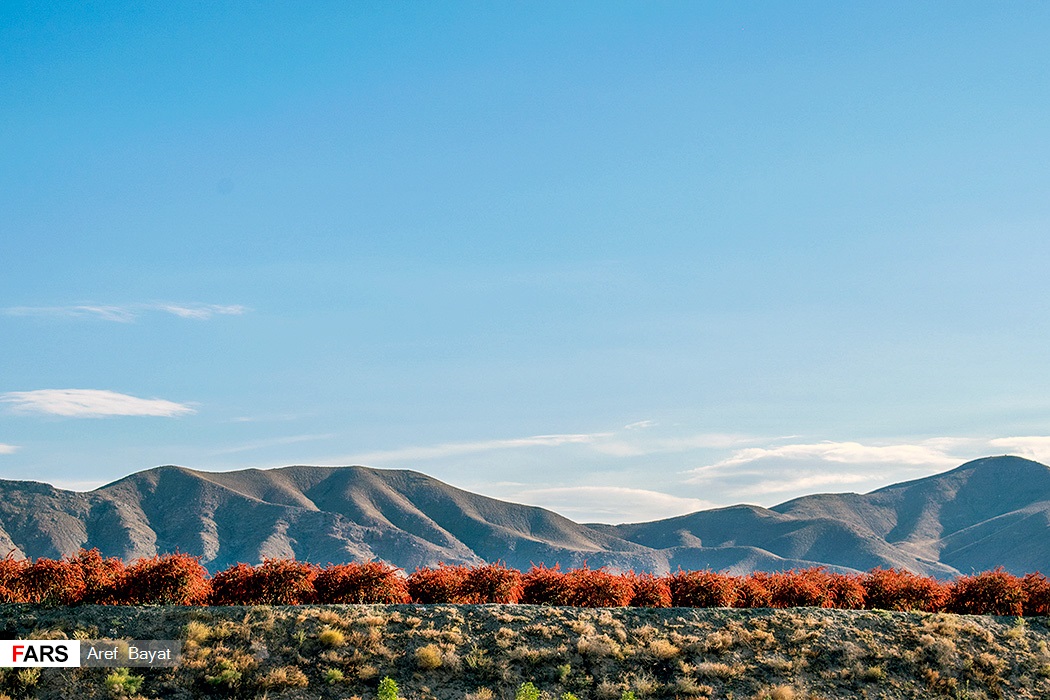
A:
[0, 604, 1048, 700]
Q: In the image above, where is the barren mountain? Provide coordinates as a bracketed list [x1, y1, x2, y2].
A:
[0, 456, 1047, 576]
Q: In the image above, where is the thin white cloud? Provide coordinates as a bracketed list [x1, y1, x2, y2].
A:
[348, 433, 612, 464]
[740, 472, 875, 497]
[509, 486, 717, 524]
[50, 479, 106, 492]
[688, 440, 962, 481]
[624, 420, 656, 430]
[0, 443, 18, 454]
[3, 302, 246, 322]
[1, 389, 195, 418]
[215, 434, 336, 455]
[988, 436, 1050, 465]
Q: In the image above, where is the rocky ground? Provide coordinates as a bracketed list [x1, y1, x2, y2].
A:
[1, 603, 1048, 699]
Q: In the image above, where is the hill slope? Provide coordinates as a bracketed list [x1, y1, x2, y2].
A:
[0, 456, 1048, 575]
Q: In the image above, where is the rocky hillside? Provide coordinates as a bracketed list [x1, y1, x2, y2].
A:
[1, 456, 1048, 576]
[1, 603, 1048, 700]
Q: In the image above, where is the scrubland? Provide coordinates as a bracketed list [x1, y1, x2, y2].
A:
[1, 603, 1049, 700]
[3, 554, 1050, 699]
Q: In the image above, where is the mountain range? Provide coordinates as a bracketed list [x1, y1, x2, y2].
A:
[0, 455, 1047, 577]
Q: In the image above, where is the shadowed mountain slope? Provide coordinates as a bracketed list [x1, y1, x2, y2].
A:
[0, 457, 1048, 576]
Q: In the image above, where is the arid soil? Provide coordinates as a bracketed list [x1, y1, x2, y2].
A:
[1, 603, 1048, 700]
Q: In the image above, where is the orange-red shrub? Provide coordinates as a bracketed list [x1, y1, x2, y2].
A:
[408, 564, 470, 604]
[461, 563, 523, 604]
[0, 555, 27, 603]
[862, 567, 946, 612]
[19, 558, 86, 605]
[626, 573, 671, 607]
[947, 568, 1025, 616]
[120, 553, 210, 605]
[255, 559, 319, 605]
[1022, 572, 1050, 616]
[314, 562, 410, 604]
[766, 568, 829, 608]
[824, 572, 866, 609]
[72, 549, 126, 604]
[668, 570, 736, 608]
[733, 573, 773, 608]
[521, 565, 574, 606]
[567, 567, 634, 607]
[209, 563, 265, 605]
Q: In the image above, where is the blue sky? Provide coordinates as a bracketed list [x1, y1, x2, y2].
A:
[3, 2, 1050, 523]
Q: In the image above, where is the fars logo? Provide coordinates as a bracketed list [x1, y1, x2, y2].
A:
[0, 641, 80, 667]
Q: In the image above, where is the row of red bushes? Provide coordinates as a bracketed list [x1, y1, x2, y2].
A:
[1, 551, 1048, 616]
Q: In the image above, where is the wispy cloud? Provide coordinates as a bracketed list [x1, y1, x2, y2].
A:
[688, 440, 962, 480]
[3, 302, 247, 322]
[741, 472, 875, 496]
[215, 434, 336, 455]
[988, 436, 1050, 464]
[509, 485, 717, 524]
[1, 389, 195, 418]
[0, 443, 18, 454]
[347, 433, 611, 464]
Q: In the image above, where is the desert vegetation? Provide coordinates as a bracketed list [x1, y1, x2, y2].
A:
[2, 553, 1050, 698]
[1, 601, 1050, 699]
[2, 551, 1049, 616]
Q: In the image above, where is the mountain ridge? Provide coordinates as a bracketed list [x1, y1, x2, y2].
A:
[0, 456, 1047, 577]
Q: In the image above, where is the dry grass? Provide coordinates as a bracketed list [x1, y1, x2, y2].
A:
[1, 604, 1048, 699]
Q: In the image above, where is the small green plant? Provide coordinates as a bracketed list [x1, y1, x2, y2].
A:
[557, 663, 572, 682]
[516, 682, 541, 700]
[621, 691, 637, 700]
[560, 694, 580, 700]
[378, 676, 400, 700]
[205, 659, 242, 689]
[324, 668, 345, 684]
[292, 628, 308, 646]
[105, 668, 144, 698]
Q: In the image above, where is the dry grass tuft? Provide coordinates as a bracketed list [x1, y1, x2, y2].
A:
[416, 643, 444, 670]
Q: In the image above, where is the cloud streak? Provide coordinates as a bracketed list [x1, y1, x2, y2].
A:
[1, 389, 195, 418]
[510, 485, 716, 523]
[3, 303, 246, 322]
[348, 433, 611, 464]
[0, 444, 18, 455]
[688, 440, 963, 480]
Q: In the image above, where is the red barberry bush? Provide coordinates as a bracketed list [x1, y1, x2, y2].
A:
[862, 567, 946, 612]
[19, 558, 86, 605]
[1022, 572, 1050, 616]
[668, 570, 737, 608]
[255, 559, 319, 605]
[408, 564, 470, 604]
[822, 572, 865, 609]
[948, 568, 1026, 616]
[733, 573, 773, 608]
[766, 569, 829, 608]
[72, 549, 126, 605]
[626, 572, 672, 607]
[567, 567, 634, 607]
[314, 562, 410, 604]
[209, 563, 264, 605]
[461, 562, 523, 604]
[120, 553, 210, 605]
[0, 554, 27, 603]
[521, 565, 574, 606]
